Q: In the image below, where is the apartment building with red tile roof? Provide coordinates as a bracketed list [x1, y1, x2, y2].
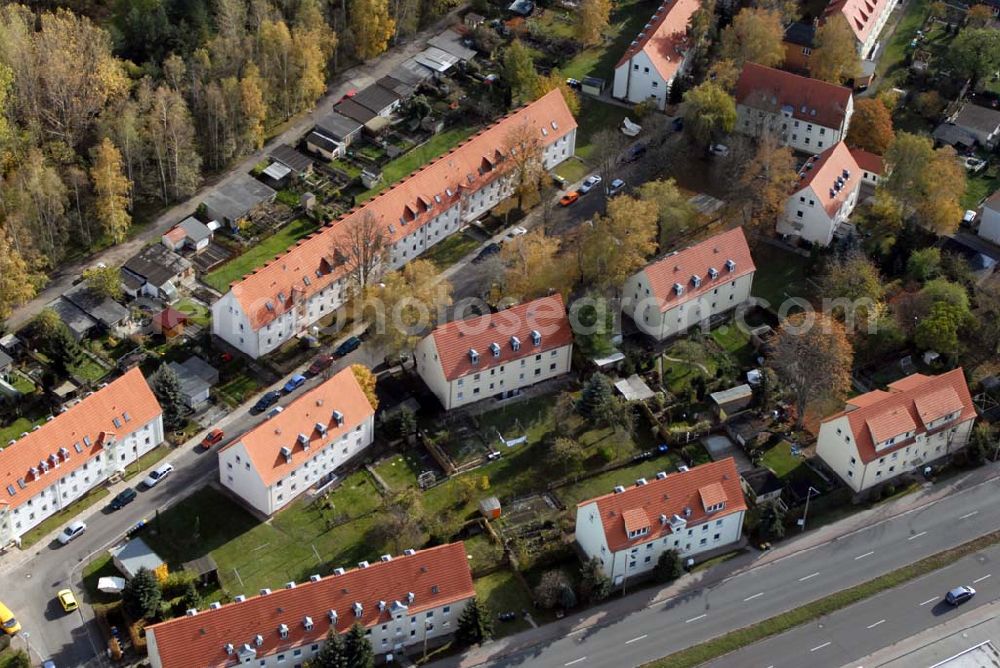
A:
[0, 368, 164, 546]
[848, 147, 886, 189]
[414, 295, 573, 410]
[816, 369, 976, 493]
[734, 63, 854, 156]
[778, 141, 862, 246]
[575, 458, 747, 581]
[611, 0, 699, 110]
[622, 228, 755, 341]
[219, 367, 376, 516]
[146, 542, 475, 668]
[211, 90, 577, 359]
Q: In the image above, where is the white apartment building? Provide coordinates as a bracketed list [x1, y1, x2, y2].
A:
[734, 63, 854, 156]
[575, 458, 747, 583]
[779, 141, 862, 246]
[612, 0, 699, 110]
[622, 228, 756, 340]
[415, 294, 573, 410]
[824, 0, 899, 59]
[146, 542, 475, 668]
[0, 368, 163, 546]
[816, 370, 976, 494]
[977, 191, 1000, 245]
[212, 90, 578, 359]
[219, 367, 375, 516]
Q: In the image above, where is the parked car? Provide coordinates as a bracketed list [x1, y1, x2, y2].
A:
[58, 521, 87, 545]
[267, 406, 285, 419]
[472, 243, 501, 263]
[579, 175, 602, 194]
[0, 601, 21, 635]
[283, 374, 307, 394]
[709, 143, 730, 157]
[565, 77, 582, 90]
[504, 226, 528, 241]
[671, 117, 684, 132]
[200, 428, 225, 450]
[307, 354, 334, 375]
[622, 142, 647, 163]
[142, 463, 174, 489]
[607, 178, 626, 197]
[251, 390, 281, 414]
[946, 586, 976, 605]
[334, 336, 362, 358]
[559, 191, 580, 207]
[57, 589, 78, 613]
[109, 487, 138, 510]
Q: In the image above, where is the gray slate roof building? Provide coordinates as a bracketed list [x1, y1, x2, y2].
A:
[178, 217, 213, 245]
[334, 98, 378, 124]
[427, 30, 477, 62]
[314, 111, 363, 142]
[352, 85, 400, 115]
[167, 355, 219, 407]
[933, 123, 977, 147]
[63, 283, 130, 328]
[413, 46, 459, 73]
[202, 174, 277, 227]
[111, 537, 165, 579]
[389, 59, 433, 85]
[47, 298, 98, 341]
[952, 103, 1000, 135]
[377, 76, 416, 99]
[306, 131, 341, 153]
[124, 244, 192, 290]
[783, 21, 815, 47]
[0, 350, 13, 373]
[269, 145, 314, 174]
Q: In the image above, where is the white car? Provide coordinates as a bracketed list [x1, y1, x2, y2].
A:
[607, 178, 626, 197]
[504, 226, 528, 241]
[58, 520, 87, 545]
[709, 143, 730, 157]
[578, 175, 602, 194]
[143, 463, 174, 488]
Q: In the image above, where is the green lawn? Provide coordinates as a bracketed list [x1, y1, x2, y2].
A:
[420, 231, 481, 270]
[357, 125, 480, 203]
[82, 553, 121, 603]
[760, 441, 800, 478]
[554, 156, 590, 184]
[575, 97, 630, 162]
[876, 0, 928, 81]
[20, 486, 110, 548]
[70, 356, 109, 382]
[372, 453, 423, 492]
[0, 416, 46, 447]
[963, 165, 1000, 210]
[527, 8, 576, 41]
[710, 324, 754, 366]
[174, 298, 211, 327]
[556, 455, 679, 508]
[330, 159, 362, 179]
[7, 371, 35, 395]
[216, 369, 265, 407]
[562, 0, 657, 82]
[750, 243, 812, 309]
[464, 532, 505, 574]
[204, 218, 320, 292]
[474, 569, 536, 637]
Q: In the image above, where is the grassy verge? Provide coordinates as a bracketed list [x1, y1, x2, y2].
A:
[963, 164, 1000, 210]
[0, 416, 47, 447]
[204, 218, 320, 292]
[876, 0, 928, 81]
[554, 157, 589, 185]
[420, 232, 481, 270]
[750, 243, 812, 308]
[575, 98, 630, 162]
[643, 530, 1000, 668]
[475, 569, 536, 637]
[20, 486, 110, 549]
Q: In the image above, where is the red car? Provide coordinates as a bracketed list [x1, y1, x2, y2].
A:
[307, 354, 334, 375]
[559, 191, 580, 207]
[339, 89, 358, 103]
[200, 429, 224, 450]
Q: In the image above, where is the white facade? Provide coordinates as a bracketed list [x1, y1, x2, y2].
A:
[978, 199, 1000, 245]
[0, 418, 164, 545]
[220, 414, 374, 516]
[735, 97, 853, 155]
[817, 412, 973, 493]
[779, 181, 860, 246]
[575, 501, 745, 582]
[211, 129, 577, 360]
[622, 272, 754, 341]
[613, 49, 682, 111]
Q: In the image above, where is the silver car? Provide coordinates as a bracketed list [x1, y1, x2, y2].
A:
[142, 462, 174, 488]
[58, 520, 87, 545]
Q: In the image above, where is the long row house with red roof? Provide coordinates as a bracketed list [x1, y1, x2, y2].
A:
[212, 90, 577, 359]
[0, 368, 164, 547]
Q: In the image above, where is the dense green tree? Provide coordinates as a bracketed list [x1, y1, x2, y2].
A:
[122, 567, 162, 620]
[455, 597, 494, 647]
[150, 364, 186, 428]
[915, 302, 969, 354]
[949, 29, 1000, 89]
[501, 40, 539, 103]
[32, 308, 81, 377]
[655, 550, 684, 582]
[682, 82, 736, 146]
[307, 628, 346, 668]
[577, 373, 615, 419]
[906, 247, 941, 283]
[342, 623, 374, 668]
[578, 557, 611, 603]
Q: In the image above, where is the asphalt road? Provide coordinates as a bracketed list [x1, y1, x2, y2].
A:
[700, 542, 1000, 668]
[455, 475, 1000, 668]
[2, 341, 377, 667]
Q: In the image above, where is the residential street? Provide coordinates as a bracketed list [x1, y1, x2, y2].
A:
[0, 340, 378, 668]
[427, 467, 1000, 668]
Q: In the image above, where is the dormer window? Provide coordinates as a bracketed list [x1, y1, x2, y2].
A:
[708, 267, 719, 279]
[280, 446, 292, 463]
[673, 283, 684, 296]
[725, 259, 736, 272]
[530, 330, 541, 346]
[469, 349, 479, 364]
[691, 275, 701, 288]
[489, 342, 501, 358]
[332, 410, 344, 426]
[627, 526, 650, 539]
[303, 616, 314, 631]
[510, 336, 521, 351]
[353, 602, 363, 617]
[278, 624, 289, 639]
[705, 501, 725, 513]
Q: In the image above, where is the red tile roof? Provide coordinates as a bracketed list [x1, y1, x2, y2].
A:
[734, 63, 853, 131]
[794, 142, 861, 216]
[640, 228, 755, 313]
[229, 90, 577, 331]
[428, 294, 573, 382]
[824, 0, 892, 47]
[0, 368, 162, 510]
[849, 147, 885, 175]
[578, 458, 746, 553]
[221, 367, 375, 487]
[163, 227, 186, 244]
[616, 0, 699, 82]
[824, 369, 976, 464]
[154, 307, 187, 330]
[146, 543, 474, 668]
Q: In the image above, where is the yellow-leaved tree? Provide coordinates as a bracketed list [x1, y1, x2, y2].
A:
[90, 137, 132, 244]
[577, 194, 658, 291]
[351, 364, 379, 411]
[351, 0, 396, 61]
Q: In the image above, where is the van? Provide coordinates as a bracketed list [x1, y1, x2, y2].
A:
[0, 600, 21, 635]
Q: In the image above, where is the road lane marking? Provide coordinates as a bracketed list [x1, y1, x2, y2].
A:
[855, 551, 875, 560]
[799, 572, 820, 581]
[920, 597, 938, 606]
[625, 635, 647, 644]
[565, 658, 587, 666]
[908, 531, 927, 541]
[744, 592, 764, 601]
[685, 614, 707, 623]
[974, 574, 992, 583]
[810, 642, 832, 652]
[960, 511, 979, 519]
[867, 619, 886, 629]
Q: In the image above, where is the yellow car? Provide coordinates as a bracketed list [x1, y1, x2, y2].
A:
[0, 600, 21, 635]
[57, 589, 78, 613]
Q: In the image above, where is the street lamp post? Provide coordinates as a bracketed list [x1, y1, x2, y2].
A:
[799, 486, 820, 533]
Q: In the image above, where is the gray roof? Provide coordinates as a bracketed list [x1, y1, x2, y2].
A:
[953, 103, 1000, 134]
[741, 467, 784, 497]
[783, 21, 815, 47]
[335, 98, 378, 124]
[933, 123, 977, 147]
[427, 29, 477, 62]
[168, 355, 219, 400]
[202, 174, 277, 224]
[377, 75, 416, 99]
[124, 244, 192, 288]
[178, 217, 213, 244]
[352, 84, 400, 115]
[269, 145, 314, 174]
[613, 374, 655, 401]
[315, 111, 363, 142]
[63, 283, 130, 328]
[307, 131, 341, 153]
[111, 537, 165, 579]
[47, 297, 98, 339]
[414, 47, 459, 73]
[389, 59, 433, 85]
[0, 350, 12, 371]
[710, 384, 754, 406]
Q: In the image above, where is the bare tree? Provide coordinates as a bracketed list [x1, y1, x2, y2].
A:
[335, 210, 387, 293]
[502, 121, 546, 209]
[592, 128, 626, 186]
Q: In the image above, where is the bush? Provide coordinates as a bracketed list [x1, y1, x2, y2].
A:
[161, 571, 196, 599]
[534, 570, 575, 609]
[655, 550, 684, 583]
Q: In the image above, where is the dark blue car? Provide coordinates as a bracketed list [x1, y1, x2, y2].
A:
[251, 390, 281, 414]
[334, 336, 362, 358]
